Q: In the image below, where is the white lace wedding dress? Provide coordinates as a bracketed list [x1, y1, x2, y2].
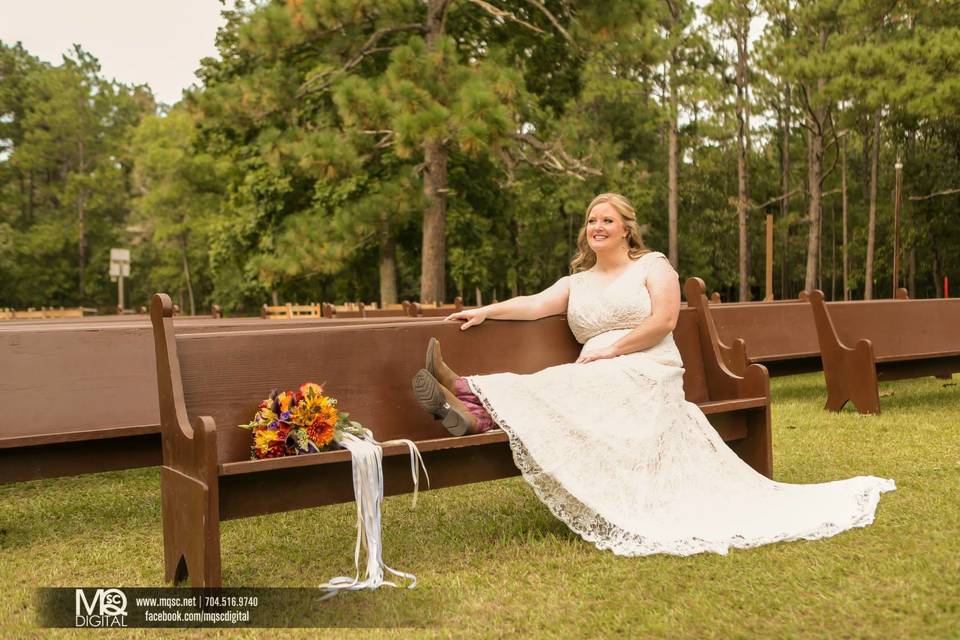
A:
[465, 251, 895, 556]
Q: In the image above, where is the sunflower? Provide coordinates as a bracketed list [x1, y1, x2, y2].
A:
[252, 428, 286, 459]
[306, 417, 336, 449]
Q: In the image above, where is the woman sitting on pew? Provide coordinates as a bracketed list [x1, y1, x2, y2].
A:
[411, 192, 894, 557]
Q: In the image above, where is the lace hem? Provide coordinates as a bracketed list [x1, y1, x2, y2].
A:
[465, 377, 895, 557]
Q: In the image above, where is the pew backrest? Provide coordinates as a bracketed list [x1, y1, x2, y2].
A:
[167, 307, 719, 466]
[709, 301, 818, 361]
[814, 296, 960, 360]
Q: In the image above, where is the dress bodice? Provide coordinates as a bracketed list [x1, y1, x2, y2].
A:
[566, 251, 682, 366]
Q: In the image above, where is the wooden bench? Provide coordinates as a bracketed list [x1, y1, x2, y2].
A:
[319, 302, 412, 319]
[808, 289, 959, 414]
[406, 297, 466, 317]
[150, 276, 771, 586]
[0, 315, 430, 484]
[695, 298, 821, 377]
[261, 303, 323, 319]
[0, 306, 88, 320]
[701, 290, 914, 378]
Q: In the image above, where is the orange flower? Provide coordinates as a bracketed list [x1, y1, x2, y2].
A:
[300, 382, 324, 397]
[306, 418, 335, 449]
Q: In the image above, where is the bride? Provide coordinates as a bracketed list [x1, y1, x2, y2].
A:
[411, 192, 895, 556]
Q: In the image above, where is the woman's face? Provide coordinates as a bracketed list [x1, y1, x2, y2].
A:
[585, 202, 627, 254]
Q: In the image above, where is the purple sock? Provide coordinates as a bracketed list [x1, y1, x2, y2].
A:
[452, 378, 495, 433]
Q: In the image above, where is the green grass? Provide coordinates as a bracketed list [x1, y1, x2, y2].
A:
[2, 373, 958, 639]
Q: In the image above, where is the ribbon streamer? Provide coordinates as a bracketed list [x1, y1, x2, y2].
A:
[319, 430, 429, 598]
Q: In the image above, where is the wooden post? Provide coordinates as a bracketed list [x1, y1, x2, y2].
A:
[765, 213, 774, 301]
[893, 154, 903, 297]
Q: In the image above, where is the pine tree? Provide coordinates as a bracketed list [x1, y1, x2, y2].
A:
[706, 0, 758, 300]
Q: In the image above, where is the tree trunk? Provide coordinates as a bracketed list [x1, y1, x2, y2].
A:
[421, 139, 448, 304]
[667, 64, 679, 269]
[780, 82, 790, 300]
[841, 134, 849, 300]
[378, 214, 398, 306]
[804, 109, 825, 293]
[180, 234, 196, 316]
[419, 0, 450, 304]
[908, 245, 916, 298]
[817, 198, 823, 292]
[932, 248, 942, 297]
[864, 111, 881, 299]
[77, 140, 86, 304]
[830, 202, 836, 300]
[735, 21, 751, 301]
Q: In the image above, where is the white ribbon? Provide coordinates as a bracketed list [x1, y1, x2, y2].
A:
[319, 429, 429, 598]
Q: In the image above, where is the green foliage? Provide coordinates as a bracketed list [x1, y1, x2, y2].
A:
[0, 42, 153, 309]
[2, 0, 960, 309]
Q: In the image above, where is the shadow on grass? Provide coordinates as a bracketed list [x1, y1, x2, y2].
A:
[769, 372, 827, 404]
[770, 372, 958, 414]
[875, 378, 958, 414]
[0, 468, 161, 551]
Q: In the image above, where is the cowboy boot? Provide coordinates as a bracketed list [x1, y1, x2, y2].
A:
[411, 369, 478, 436]
[425, 337, 460, 391]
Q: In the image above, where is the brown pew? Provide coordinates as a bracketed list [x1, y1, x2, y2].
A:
[0, 315, 428, 484]
[0, 306, 88, 320]
[700, 300, 821, 377]
[320, 302, 410, 319]
[703, 290, 914, 378]
[261, 303, 323, 319]
[406, 297, 465, 317]
[150, 276, 771, 586]
[808, 289, 959, 414]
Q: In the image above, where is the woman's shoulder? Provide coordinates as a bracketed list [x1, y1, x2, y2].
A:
[639, 250, 667, 263]
[641, 251, 680, 283]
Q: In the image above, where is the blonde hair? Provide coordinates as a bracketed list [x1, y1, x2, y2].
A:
[570, 193, 649, 273]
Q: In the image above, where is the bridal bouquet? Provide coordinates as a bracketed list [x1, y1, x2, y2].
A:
[239, 382, 365, 460]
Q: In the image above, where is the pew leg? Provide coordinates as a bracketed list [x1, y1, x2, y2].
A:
[718, 407, 773, 479]
[848, 343, 881, 415]
[161, 466, 222, 587]
[821, 353, 849, 412]
[735, 407, 773, 479]
[823, 385, 849, 412]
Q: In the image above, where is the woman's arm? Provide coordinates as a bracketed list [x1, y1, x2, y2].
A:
[576, 258, 680, 363]
[446, 276, 571, 330]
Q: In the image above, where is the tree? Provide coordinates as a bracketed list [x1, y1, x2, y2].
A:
[707, 0, 757, 300]
[0, 43, 152, 308]
[130, 109, 228, 314]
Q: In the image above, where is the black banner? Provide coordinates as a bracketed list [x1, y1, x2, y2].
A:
[38, 587, 426, 628]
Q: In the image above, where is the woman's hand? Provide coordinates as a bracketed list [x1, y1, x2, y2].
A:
[576, 345, 618, 364]
[445, 308, 488, 330]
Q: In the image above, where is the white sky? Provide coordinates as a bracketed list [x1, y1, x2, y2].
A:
[0, 1, 229, 105]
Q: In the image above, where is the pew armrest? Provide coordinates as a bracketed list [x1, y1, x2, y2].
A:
[684, 277, 771, 404]
[151, 293, 217, 478]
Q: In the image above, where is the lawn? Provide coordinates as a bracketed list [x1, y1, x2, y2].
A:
[1, 373, 958, 639]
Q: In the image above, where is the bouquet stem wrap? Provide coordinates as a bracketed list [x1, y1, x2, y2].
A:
[319, 429, 428, 598]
